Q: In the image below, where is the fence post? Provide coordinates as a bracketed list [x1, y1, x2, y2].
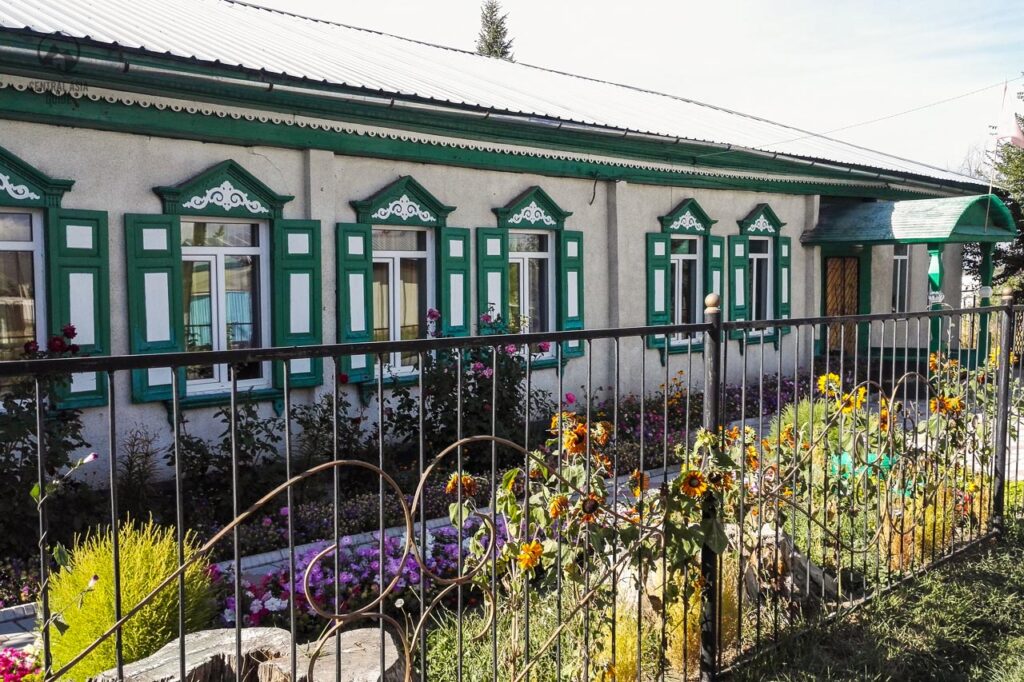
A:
[700, 293, 722, 681]
[993, 287, 1014, 536]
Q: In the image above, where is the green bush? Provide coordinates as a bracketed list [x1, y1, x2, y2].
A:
[49, 519, 215, 681]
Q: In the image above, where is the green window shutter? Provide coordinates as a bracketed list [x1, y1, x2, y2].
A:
[475, 228, 509, 333]
[46, 209, 111, 408]
[706, 234, 725, 301]
[727, 235, 749, 340]
[124, 213, 185, 402]
[777, 235, 792, 335]
[558, 230, 585, 358]
[645, 233, 670, 349]
[438, 227, 471, 337]
[272, 219, 322, 388]
[336, 223, 373, 383]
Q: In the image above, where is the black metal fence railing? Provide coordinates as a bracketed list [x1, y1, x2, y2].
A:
[0, 299, 1020, 682]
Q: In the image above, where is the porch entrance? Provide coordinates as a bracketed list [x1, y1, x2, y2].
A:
[824, 256, 860, 354]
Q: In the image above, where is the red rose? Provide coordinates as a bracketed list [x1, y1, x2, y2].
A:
[61, 323, 77, 339]
[23, 340, 39, 354]
[69, 344, 80, 354]
[47, 336, 67, 353]
[337, 372, 349, 384]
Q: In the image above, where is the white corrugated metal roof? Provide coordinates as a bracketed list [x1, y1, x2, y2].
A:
[0, 0, 985, 188]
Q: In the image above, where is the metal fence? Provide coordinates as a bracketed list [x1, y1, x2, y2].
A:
[0, 299, 1021, 682]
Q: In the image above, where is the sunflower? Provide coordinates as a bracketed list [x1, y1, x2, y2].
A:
[839, 386, 867, 414]
[709, 471, 734, 491]
[679, 470, 708, 497]
[628, 469, 650, 497]
[591, 420, 613, 447]
[549, 411, 578, 433]
[745, 445, 759, 471]
[592, 453, 613, 474]
[930, 394, 964, 415]
[445, 472, 477, 497]
[577, 492, 605, 523]
[517, 540, 543, 570]
[549, 494, 569, 520]
[929, 352, 941, 372]
[723, 426, 741, 447]
[562, 423, 588, 456]
[817, 373, 841, 398]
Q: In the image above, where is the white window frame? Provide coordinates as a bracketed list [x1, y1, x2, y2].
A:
[892, 243, 910, 313]
[508, 229, 557, 360]
[748, 236, 774, 335]
[181, 218, 271, 395]
[669, 235, 703, 346]
[372, 227, 435, 375]
[0, 207, 46, 356]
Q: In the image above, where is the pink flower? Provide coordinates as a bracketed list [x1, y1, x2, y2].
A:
[480, 313, 492, 324]
[87, 574, 99, 590]
[471, 361, 485, 373]
[81, 452, 99, 465]
[481, 368, 494, 379]
[261, 516, 273, 528]
[61, 323, 77, 339]
[538, 341, 551, 353]
[565, 392, 576, 405]
[504, 344, 518, 354]
[426, 308, 441, 321]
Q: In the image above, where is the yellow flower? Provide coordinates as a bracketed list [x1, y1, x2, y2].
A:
[517, 540, 543, 570]
[929, 394, 963, 416]
[628, 469, 650, 497]
[839, 387, 867, 414]
[679, 470, 708, 497]
[445, 473, 477, 497]
[709, 471, 734, 491]
[817, 373, 841, 398]
[549, 494, 569, 520]
[577, 492, 605, 523]
[591, 420, 613, 447]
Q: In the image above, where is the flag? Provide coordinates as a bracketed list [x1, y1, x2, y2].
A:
[996, 100, 1024, 149]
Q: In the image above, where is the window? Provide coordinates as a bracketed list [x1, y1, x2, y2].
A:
[508, 231, 555, 355]
[748, 237, 773, 323]
[0, 209, 44, 363]
[892, 243, 910, 313]
[371, 228, 432, 373]
[669, 236, 702, 343]
[181, 220, 270, 393]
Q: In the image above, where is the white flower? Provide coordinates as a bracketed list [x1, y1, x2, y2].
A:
[222, 609, 235, 623]
[250, 599, 263, 614]
[264, 597, 288, 613]
[245, 590, 255, 598]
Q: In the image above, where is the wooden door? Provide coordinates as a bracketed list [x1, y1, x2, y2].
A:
[825, 257, 859, 354]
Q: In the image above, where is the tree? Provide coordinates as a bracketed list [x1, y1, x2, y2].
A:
[476, 0, 514, 61]
[989, 137, 1024, 290]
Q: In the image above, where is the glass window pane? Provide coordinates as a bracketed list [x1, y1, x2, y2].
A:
[680, 259, 694, 325]
[181, 222, 258, 247]
[508, 233, 547, 253]
[528, 257, 549, 332]
[508, 260, 522, 333]
[399, 258, 427, 367]
[225, 255, 262, 380]
[749, 239, 769, 254]
[751, 258, 770, 321]
[183, 260, 215, 380]
[671, 238, 695, 255]
[372, 262, 391, 343]
[894, 243, 909, 256]
[0, 251, 35, 362]
[372, 229, 426, 252]
[0, 213, 32, 242]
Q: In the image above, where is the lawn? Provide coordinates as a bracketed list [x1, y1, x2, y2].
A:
[728, 517, 1024, 682]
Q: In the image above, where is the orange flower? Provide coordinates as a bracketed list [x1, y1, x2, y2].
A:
[679, 470, 708, 497]
[628, 469, 650, 497]
[709, 471, 734, 491]
[593, 453, 613, 473]
[930, 395, 964, 416]
[445, 472, 477, 497]
[723, 426, 741, 447]
[591, 421, 613, 447]
[577, 492, 605, 523]
[517, 540, 543, 570]
[549, 494, 569, 520]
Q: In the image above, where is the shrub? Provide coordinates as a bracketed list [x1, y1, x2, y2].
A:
[0, 648, 40, 682]
[49, 519, 215, 681]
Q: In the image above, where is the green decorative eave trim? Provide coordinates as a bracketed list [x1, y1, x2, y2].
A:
[494, 186, 572, 230]
[351, 176, 454, 227]
[738, 203, 785, 235]
[154, 159, 293, 219]
[0, 143, 73, 208]
[658, 198, 716, 234]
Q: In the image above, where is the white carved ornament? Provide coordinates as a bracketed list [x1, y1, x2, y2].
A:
[372, 194, 436, 223]
[181, 180, 270, 214]
[668, 210, 704, 232]
[0, 172, 40, 201]
[747, 214, 775, 234]
[507, 200, 557, 227]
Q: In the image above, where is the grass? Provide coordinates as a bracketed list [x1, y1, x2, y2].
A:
[728, 517, 1024, 682]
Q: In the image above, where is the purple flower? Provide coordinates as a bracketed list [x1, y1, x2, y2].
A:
[279, 506, 289, 517]
[426, 308, 441, 321]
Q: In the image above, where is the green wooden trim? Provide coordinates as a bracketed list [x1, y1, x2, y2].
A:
[737, 203, 786, 236]
[154, 159, 293, 219]
[0, 143, 73, 208]
[336, 222, 374, 382]
[658, 198, 717, 234]
[271, 219, 323, 388]
[727, 235, 749, 340]
[0, 84, 962, 202]
[438, 227, 471, 337]
[124, 212, 185, 402]
[558, 230, 585, 358]
[475, 227, 509, 330]
[47, 208, 110, 408]
[493, 186, 571, 230]
[645, 232, 671, 349]
[706, 234, 725, 302]
[776, 235, 793, 336]
[351, 176, 454, 227]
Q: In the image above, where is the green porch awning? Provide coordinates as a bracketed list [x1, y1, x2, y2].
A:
[802, 194, 1017, 245]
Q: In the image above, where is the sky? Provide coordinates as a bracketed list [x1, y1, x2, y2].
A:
[247, 0, 1024, 174]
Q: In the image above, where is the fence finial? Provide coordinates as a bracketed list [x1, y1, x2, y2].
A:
[704, 292, 721, 313]
[1000, 286, 1014, 305]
